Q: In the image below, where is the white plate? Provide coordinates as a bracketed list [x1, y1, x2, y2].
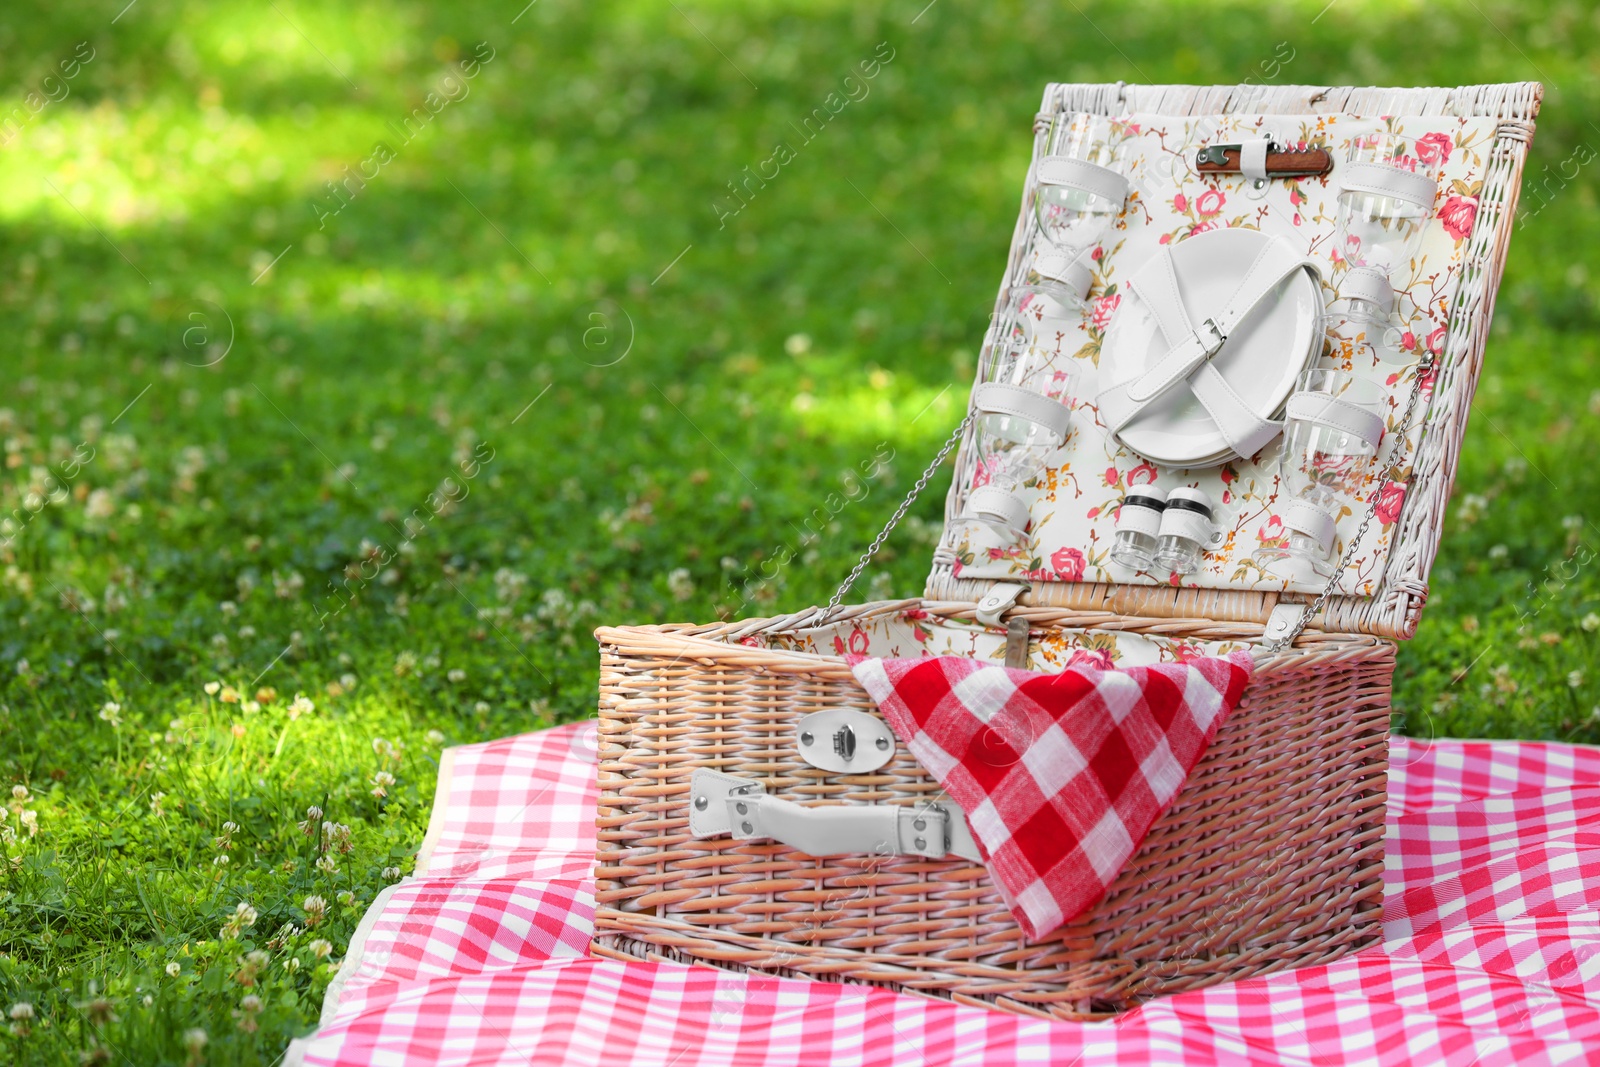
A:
[1099, 227, 1322, 467]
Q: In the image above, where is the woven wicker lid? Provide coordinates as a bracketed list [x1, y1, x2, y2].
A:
[925, 81, 1543, 640]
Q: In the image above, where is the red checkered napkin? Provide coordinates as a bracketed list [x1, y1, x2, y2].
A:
[849, 650, 1253, 940]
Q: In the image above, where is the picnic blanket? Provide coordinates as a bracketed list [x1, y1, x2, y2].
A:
[286, 722, 1600, 1066]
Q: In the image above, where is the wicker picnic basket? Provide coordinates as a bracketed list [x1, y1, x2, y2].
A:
[591, 81, 1541, 1018]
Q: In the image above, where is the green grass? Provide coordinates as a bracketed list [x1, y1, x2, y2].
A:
[0, 0, 1595, 1060]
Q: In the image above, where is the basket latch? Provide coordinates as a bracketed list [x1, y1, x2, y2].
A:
[793, 708, 897, 774]
[1263, 601, 1309, 650]
[976, 582, 1028, 627]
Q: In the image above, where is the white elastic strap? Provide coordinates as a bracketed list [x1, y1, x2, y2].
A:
[1283, 498, 1337, 553]
[1285, 392, 1386, 446]
[1157, 506, 1214, 545]
[1114, 501, 1162, 537]
[1036, 156, 1130, 205]
[1239, 139, 1270, 182]
[1338, 161, 1437, 207]
[964, 485, 1031, 534]
[973, 382, 1073, 443]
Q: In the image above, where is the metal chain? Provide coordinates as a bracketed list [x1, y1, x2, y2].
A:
[1267, 352, 1437, 652]
[824, 413, 976, 616]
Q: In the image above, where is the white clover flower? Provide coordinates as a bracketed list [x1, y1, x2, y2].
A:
[303, 894, 328, 926]
[1570, 671, 1585, 689]
[666, 567, 695, 601]
[20, 810, 37, 836]
[204, 680, 221, 695]
[98, 701, 122, 727]
[339, 673, 357, 689]
[315, 853, 339, 873]
[336, 890, 356, 907]
[382, 866, 402, 880]
[308, 938, 333, 959]
[8, 1002, 34, 1021]
[288, 693, 314, 719]
[182, 1028, 207, 1052]
[1584, 613, 1600, 633]
[447, 668, 466, 683]
[13, 784, 29, 801]
[370, 770, 395, 798]
[166, 962, 181, 977]
[425, 729, 445, 746]
[473, 701, 490, 714]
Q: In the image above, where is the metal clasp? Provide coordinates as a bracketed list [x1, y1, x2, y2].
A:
[1199, 317, 1228, 356]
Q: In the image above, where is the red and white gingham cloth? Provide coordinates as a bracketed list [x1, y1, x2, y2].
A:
[286, 723, 1600, 1067]
[849, 651, 1253, 938]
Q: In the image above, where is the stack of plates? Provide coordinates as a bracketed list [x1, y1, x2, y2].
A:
[1099, 227, 1323, 468]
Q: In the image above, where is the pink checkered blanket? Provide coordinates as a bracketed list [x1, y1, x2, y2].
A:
[286, 722, 1600, 1066]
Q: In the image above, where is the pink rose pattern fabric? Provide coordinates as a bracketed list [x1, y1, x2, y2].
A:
[950, 112, 1499, 600]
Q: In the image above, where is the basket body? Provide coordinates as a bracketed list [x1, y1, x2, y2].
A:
[592, 603, 1392, 1018]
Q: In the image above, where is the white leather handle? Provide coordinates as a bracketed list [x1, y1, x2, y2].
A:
[973, 382, 1073, 443]
[687, 768, 982, 862]
[728, 794, 947, 858]
[1338, 161, 1437, 207]
[1036, 155, 1129, 205]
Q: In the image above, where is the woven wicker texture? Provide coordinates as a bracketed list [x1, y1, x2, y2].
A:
[926, 81, 1541, 639]
[593, 603, 1391, 1018]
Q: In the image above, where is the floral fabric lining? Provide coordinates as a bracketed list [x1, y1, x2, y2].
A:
[950, 110, 1499, 598]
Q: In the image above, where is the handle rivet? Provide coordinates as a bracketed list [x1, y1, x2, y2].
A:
[693, 796, 708, 811]
[800, 732, 814, 746]
[875, 737, 891, 751]
[914, 837, 927, 850]
[741, 821, 753, 834]
[913, 818, 926, 831]
[736, 802, 748, 815]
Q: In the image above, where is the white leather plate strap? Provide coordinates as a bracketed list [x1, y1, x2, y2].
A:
[1036, 155, 1130, 205]
[964, 485, 1031, 533]
[1096, 236, 1319, 461]
[1338, 161, 1437, 207]
[1284, 392, 1386, 446]
[972, 382, 1073, 444]
[687, 768, 982, 862]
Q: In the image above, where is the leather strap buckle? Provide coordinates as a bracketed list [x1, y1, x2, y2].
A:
[1198, 316, 1228, 356]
